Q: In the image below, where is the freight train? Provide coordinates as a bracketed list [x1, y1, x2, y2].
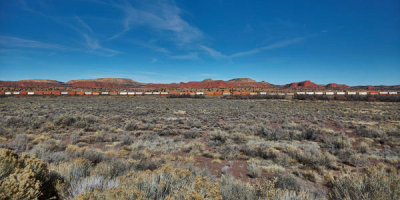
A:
[0, 91, 398, 96]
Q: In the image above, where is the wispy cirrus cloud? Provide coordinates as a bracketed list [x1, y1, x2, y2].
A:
[0, 35, 66, 50]
[81, 33, 119, 56]
[13, 1, 119, 57]
[170, 52, 198, 60]
[109, 0, 203, 44]
[127, 40, 170, 54]
[201, 37, 305, 59]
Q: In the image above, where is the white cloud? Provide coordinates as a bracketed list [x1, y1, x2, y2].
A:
[200, 45, 228, 59]
[201, 37, 305, 59]
[110, 0, 202, 44]
[170, 52, 198, 60]
[0, 35, 65, 49]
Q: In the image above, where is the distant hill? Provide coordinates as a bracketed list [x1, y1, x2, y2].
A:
[66, 78, 144, 88]
[0, 77, 398, 90]
[0, 79, 65, 88]
[147, 78, 271, 89]
[284, 80, 352, 89]
[284, 80, 322, 88]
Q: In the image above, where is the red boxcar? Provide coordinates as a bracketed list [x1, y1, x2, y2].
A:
[0, 92, 4, 95]
[53, 92, 61, 95]
[170, 92, 179, 95]
[241, 92, 250, 95]
[369, 92, 379, 95]
[214, 92, 222, 95]
[206, 92, 214, 95]
[77, 92, 85, 95]
[233, 92, 241, 95]
[68, 92, 76, 96]
[20, 92, 27, 95]
[36, 92, 44, 95]
[110, 92, 118, 95]
[44, 92, 52, 95]
[93, 92, 100, 95]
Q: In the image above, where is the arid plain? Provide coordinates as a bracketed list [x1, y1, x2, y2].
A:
[1, 96, 399, 199]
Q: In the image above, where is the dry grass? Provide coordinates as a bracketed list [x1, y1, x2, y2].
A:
[0, 96, 399, 199]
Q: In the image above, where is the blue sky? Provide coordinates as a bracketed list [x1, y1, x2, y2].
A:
[0, 0, 399, 85]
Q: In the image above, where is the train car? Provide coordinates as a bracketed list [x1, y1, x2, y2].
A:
[325, 92, 334, 95]
[36, 92, 43, 95]
[336, 92, 345, 95]
[223, 92, 231, 95]
[128, 92, 135, 95]
[296, 92, 305, 95]
[101, 92, 109, 95]
[84, 92, 92, 95]
[358, 92, 367, 95]
[119, 92, 128, 95]
[144, 92, 152, 95]
[315, 92, 323, 95]
[170, 92, 178, 95]
[43, 92, 51, 95]
[19, 92, 27, 95]
[77, 92, 85, 96]
[369, 92, 378, 95]
[27, 92, 35, 95]
[214, 92, 222, 95]
[379, 92, 388, 95]
[13, 92, 20, 95]
[206, 92, 214, 95]
[68, 92, 76, 96]
[269, 93, 277, 95]
[347, 92, 356, 95]
[0, 92, 4, 96]
[61, 92, 68, 95]
[136, 92, 143, 95]
[161, 92, 169, 95]
[153, 92, 161, 95]
[5, 92, 11, 95]
[241, 92, 249, 95]
[93, 92, 100, 96]
[306, 92, 314, 95]
[196, 92, 204, 95]
[110, 92, 118, 96]
[259, 92, 267, 95]
[277, 93, 285, 96]
[53, 92, 61, 96]
[286, 93, 295, 96]
[232, 92, 241, 95]
[250, 92, 257, 95]
[389, 92, 398, 95]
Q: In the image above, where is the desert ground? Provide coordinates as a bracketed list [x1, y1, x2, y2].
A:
[1, 96, 399, 199]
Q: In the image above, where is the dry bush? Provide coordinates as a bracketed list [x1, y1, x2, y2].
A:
[247, 163, 262, 178]
[74, 164, 223, 200]
[355, 126, 385, 138]
[66, 145, 108, 164]
[328, 165, 400, 200]
[0, 148, 58, 199]
[124, 121, 138, 131]
[209, 130, 230, 145]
